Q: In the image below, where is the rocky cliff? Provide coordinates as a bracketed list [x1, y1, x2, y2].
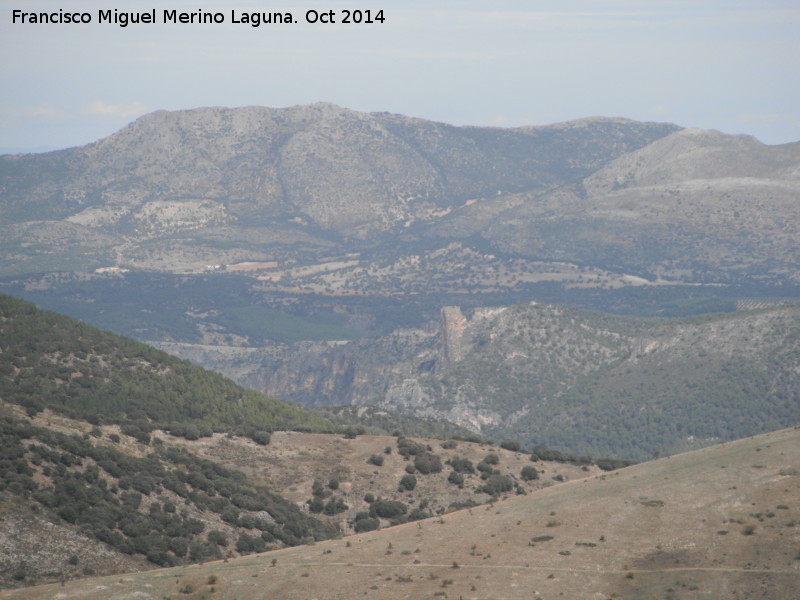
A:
[156, 301, 800, 460]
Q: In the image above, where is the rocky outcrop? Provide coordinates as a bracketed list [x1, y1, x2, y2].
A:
[155, 303, 800, 460]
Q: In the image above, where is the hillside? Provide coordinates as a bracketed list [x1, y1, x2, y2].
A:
[0, 406, 337, 588]
[0, 293, 333, 436]
[156, 301, 800, 460]
[0, 402, 608, 589]
[1, 295, 618, 588]
[5, 426, 798, 600]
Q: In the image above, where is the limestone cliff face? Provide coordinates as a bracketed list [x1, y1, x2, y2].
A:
[440, 306, 468, 364]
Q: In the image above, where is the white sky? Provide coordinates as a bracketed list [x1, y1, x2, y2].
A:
[1, 0, 798, 152]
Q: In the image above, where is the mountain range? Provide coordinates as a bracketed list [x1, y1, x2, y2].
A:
[1, 101, 799, 600]
[1, 104, 799, 458]
[2, 103, 798, 286]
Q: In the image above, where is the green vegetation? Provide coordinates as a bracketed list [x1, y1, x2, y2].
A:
[0, 412, 337, 568]
[413, 452, 442, 475]
[369, 499, 408, 522]
[476, 474, 514, 496]
[398, 474, 417, 491]
[446, 456, 475, 474]
[0, 294, 334, 434]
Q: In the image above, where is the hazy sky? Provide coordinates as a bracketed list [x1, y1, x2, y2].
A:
[1, 0, 798, 153]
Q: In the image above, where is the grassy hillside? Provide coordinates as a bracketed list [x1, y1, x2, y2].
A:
[5, 426, 797, 599]
[0, 406, 338, 588]
[0, 401, 615, 589]
[0, 293, 334, 436]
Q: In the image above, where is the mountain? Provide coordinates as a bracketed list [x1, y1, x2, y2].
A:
[2, 104, 797, 291]
[156, 301, 800, 460]
[0, 105, 677, 265]
[5, 425, 798, 600]
[2, 104, 799, 457]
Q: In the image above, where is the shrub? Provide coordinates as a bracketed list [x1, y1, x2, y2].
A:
[414, 452, 442, 474]
[595, 458, 636, 471]
[447, 470, 464, 487]
[251, 431, 271, 446]
[343, 426, 363, 439]
[311, 479, 330, 499]
[367, 454, 384, 467]
[482, 453, 499, 465]
[354, 517, 379, 532]
[207, 530, 228, 546]
[446, 456, 475, 474]
[408, 507, 432, 521]
[396, 437, 426, 457]
[500, 439, 521, 452]
[323, 497, 348, 515]
[182, 424, 200, 441]
[370, 499, 407, 520]
[307, 497, 325, 513]
[476, 461, 496, 475]
[520, 465, 539, 481]
[477, 474, 514, 496]
[398, 474, 417, 491]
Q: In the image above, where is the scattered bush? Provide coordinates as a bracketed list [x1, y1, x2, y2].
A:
[396, 437, 427, 457]
[447, 470, 464, 487]
[446, 456, 475, 474]
[398, 474, 417, 491]
[477, 474, 514, 496]
[369, 499, 408, 520]
[414, 452, 442, 474]
[343, 425, 364, 439]
[482, 453, 499, 465]
[520, 465, 539, 481]
[251, 431, 271, 446]
[323, 497, 349, 515]
[354, 517, 379, 532]
[367, 454, 384, 467]
[500, 439, 521, 452]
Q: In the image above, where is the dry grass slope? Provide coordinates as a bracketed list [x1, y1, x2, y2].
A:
[4, 427, 798, 600]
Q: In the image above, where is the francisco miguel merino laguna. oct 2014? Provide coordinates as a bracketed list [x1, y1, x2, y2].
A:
[11, 8, 385, 27]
